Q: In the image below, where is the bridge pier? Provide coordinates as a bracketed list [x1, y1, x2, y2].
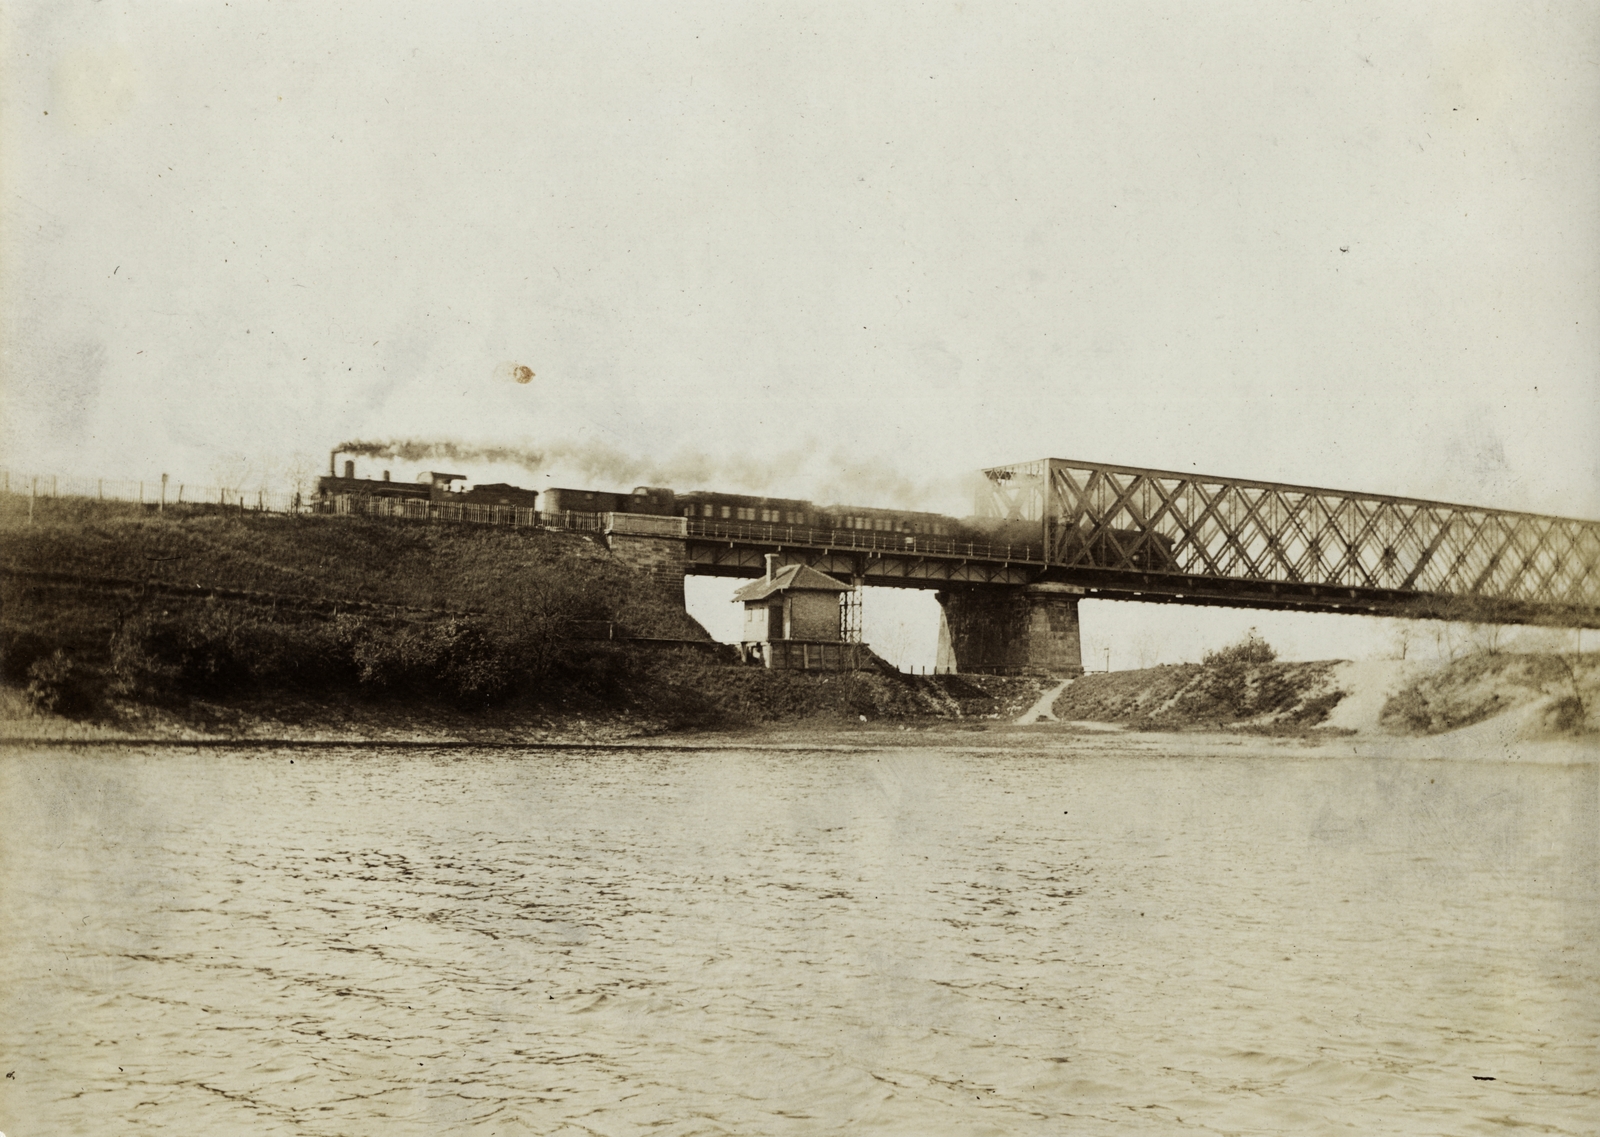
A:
[935, 583, 1085, 676]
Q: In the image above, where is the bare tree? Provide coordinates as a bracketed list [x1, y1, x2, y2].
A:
[282, 451, 320, 512]
[1387, 618, 1417, 661]
[1131, 629, 1161, 669]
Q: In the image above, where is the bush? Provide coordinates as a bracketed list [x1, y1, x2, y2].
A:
[24, 649, 92, 716]
[109, 617, 180, 698]
[1166, 630, 1279, 721]
[1203, 629, 1277, 668]
[1, 629, 53, 685]
[349, 617, 514, 706]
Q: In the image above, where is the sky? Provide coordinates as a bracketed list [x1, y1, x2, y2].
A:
[4, 2, 1597, 666]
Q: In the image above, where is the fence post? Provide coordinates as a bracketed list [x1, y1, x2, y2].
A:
[52, 475, 57, 497]
[97, 478, 102, 499]
[160, 473, 167, 513]
[139, 481, 143, 504]
[29, 476, 36, 524]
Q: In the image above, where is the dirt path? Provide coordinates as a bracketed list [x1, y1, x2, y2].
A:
[1015, 677, 1074, 724]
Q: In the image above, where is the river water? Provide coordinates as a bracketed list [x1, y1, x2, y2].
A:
[1, 742, 1595, 1136]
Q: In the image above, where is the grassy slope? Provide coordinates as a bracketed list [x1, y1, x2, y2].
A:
[1, 494, 704, 634]
[1, 498, 1053, 736]
[1379, 651, 1599, 735]
[1052, 660, 1345, 732]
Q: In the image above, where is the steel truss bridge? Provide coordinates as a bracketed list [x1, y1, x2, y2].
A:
[978, 458, 1600, 627]
[324, 458, 1599, 628]
[675, 458, 1600, 627]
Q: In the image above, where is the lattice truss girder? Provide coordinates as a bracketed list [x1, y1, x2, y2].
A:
[1009, 460, 1600, 613]
[977, 460, 1048, 521]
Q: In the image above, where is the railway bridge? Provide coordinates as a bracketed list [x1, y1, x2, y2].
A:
[605, 457, 1600, 676]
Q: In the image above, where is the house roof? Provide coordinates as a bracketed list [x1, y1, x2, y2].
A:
[732, 563, 850, 601]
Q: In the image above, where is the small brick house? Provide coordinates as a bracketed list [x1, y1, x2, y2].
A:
[733, 556, 862, 670]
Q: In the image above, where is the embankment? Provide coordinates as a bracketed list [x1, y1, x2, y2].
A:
[0, 497, 1052, 740]
[1378, 651, 1599, 737]
[1051, 659, 1345, 732]
[1051, 650, 1598, 742]
[7, 496, 1593, 746]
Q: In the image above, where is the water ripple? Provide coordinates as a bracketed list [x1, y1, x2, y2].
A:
[2, 746, 1595, 1135]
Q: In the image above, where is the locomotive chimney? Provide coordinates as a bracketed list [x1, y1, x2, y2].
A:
[764, 553, 778, 582]
[343, 460, 354, 479]
[329, 450, 338, 476]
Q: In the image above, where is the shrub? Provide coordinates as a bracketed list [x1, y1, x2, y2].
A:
[347, 616, 519, 706]
[109, 617, 180, 698]
[24, 650, 92, 716]
[1, 629, 53, 685]
[1164, 630, 1279, 721]
[1203, 628, 1277, 668]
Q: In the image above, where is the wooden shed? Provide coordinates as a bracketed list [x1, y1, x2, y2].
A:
[733, 556, 862, 670]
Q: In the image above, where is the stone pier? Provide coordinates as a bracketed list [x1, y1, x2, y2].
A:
[935, 582, 1085, 676]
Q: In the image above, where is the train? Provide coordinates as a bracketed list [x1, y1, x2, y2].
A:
[543, 485, 962, 539]
[545, 484, 1178, 570]
[319, 458, 1177, 571]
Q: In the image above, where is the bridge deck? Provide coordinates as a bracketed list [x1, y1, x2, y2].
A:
[684, 519, 1043, 587]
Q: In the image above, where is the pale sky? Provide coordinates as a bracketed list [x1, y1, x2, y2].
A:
[4, 2, 1597, 666]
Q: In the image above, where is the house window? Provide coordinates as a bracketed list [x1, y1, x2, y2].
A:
[721, 505, 731, 519]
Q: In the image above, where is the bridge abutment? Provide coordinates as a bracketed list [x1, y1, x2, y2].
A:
[935, 583, 1085, 676]
[605, 533, 689, 608]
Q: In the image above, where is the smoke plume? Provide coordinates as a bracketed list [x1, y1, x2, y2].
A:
[335, 438, 971, 512]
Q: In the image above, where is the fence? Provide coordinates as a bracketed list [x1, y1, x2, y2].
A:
[5, 471, 1043, 566]
[0, 470, 618, 535]
[3, 470, 1049, 566]
[1, 469, 302, 514]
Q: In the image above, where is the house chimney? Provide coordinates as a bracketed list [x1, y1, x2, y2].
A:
[382, 470, 390, 482]
[764, 553, 779, 581]
[343, 460, 355, 479]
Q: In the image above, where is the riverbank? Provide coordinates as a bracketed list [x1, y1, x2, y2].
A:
[5, 683, 1595, 767]
[5, 496, 1595, 755]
